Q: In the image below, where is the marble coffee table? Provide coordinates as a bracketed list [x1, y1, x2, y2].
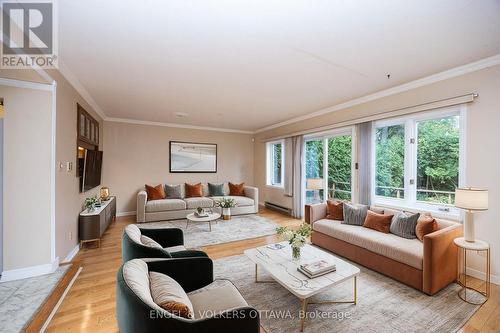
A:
[244, 242, 360, 332]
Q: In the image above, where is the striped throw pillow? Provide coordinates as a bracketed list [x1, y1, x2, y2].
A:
[390, 212, 420, 239]
[342, 203, 368, 226]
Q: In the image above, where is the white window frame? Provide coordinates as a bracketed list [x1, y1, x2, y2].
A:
[303, 126, 357, 203]
[266, 140, 284, 188]
[371, 105, 466, 219]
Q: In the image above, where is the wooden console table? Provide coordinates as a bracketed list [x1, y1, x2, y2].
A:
[79, 196, 116, 248]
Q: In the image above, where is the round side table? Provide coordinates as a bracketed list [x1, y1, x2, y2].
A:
[454, 237, 490, 305]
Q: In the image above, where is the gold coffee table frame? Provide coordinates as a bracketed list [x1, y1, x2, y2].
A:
[255, 264, 357, 332]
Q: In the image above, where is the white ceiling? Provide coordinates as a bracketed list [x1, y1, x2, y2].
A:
[59, 0, 500, 132]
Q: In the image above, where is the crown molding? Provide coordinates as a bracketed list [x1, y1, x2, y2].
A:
[0, 77, 54, 91]
[57, 61, 107, 120]
[105, 117, 254, 134]
[255, 53, 500, 133]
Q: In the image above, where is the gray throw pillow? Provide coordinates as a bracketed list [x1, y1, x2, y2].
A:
[208, 183, 225, 197]
[342, 203, 368, 226]
[165, 184, 182, 199]
[390, 212, 420, 239]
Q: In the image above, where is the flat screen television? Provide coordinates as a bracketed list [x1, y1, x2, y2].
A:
[81, 150, 103, 192]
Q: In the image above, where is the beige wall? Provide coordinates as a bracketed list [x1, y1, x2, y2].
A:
[103, 121, 254, 213]
[254, 64, 500, 282]
[1, 68, 104, 265]
[1, 85, 53, 270]
[46, 69, 104, 261]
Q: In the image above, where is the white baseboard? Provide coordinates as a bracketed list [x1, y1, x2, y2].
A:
[466, 266, 500, 286]
[117, 211, 136, 217]
[39, 266, 83, 333]
[0, 258, 59, 282]
[61, 245, 80, 264]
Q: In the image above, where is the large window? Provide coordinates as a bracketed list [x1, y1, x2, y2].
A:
[373, 107, 464, 215]
[375, 124, 405, 199]
[266, 140, 284, 187]
[304, 129, 354, 204]
[305, 139, 324, 203]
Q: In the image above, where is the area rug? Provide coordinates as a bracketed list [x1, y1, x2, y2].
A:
[213, 254, 480, 333]
[139, 214, 279, 248]
[0, 265, 71, 333]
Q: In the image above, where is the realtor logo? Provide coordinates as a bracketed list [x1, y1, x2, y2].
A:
[1, 0, 57, 68]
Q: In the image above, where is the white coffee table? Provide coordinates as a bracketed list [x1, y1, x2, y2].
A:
[244, 242, 360, 332]
[186, 212, 221, 232]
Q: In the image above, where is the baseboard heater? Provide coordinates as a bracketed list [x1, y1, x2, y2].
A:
[264, 201, 292, 215]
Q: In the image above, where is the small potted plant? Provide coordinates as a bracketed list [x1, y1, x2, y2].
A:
[276, 224, 312, 261]
[195, 207, 208, 217]
[215, 198, 237, 220]
[84, 195, 99, 212]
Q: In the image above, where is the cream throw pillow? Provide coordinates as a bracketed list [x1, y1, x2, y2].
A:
[140, 235, 162, 249]
[149, 271, 194, 319]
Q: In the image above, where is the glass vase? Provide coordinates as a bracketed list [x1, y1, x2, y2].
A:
[292, 246, 301, 261]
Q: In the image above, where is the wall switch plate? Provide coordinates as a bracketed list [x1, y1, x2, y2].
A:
[69, 231, 73, 240]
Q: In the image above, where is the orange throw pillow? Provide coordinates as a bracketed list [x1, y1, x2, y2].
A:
[326, 200, 344, 220]
[185, 183, 203, 197]
[145, 184, 166, 201]
[363, 210, 393, 233]
[415, 215, 437, 241]
[229, 182, 245, 196]
[159, 301, 193, 319]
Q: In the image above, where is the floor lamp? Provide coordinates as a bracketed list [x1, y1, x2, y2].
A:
[455, 188, 489, 242]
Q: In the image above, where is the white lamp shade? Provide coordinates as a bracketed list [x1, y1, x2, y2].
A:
[306, 178, 324, 190]
[455, 188, 488, 211]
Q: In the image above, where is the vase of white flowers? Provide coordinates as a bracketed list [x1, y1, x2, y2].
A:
[276, 224, 312, 261]
[215, 198, 237, 220]
[84, 196, 99, 213]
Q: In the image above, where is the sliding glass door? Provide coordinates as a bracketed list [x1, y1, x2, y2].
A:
[304, 128, 355, 204]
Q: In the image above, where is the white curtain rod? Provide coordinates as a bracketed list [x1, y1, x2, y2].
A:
[261, 93, 477, 142]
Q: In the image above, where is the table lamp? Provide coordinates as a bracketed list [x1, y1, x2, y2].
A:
[455, 188, 488, 242]
[306, 178, 324, 203]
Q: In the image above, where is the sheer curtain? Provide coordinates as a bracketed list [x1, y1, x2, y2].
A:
[291, 135, 304, 218]
[357, 121, 372, 205]
[283, 137, 293, 196]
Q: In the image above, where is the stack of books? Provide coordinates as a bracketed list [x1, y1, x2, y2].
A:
[298, 260, 336, 278]
[194, 211, 209, 218]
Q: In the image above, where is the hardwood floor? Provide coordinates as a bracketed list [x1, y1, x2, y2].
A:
[36, 208, 498, 333]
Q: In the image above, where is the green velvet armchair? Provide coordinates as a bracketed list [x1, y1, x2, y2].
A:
[116, 257, 260, 333]
[122, 224, 208, 262]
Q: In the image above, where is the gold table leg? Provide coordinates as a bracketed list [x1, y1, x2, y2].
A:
[301, 276, 358, 331]
[300, 298, 308, 332]
[457, 247, 490, 305]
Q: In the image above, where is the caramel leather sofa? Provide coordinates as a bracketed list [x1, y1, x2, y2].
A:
[305, 203, 462, 295]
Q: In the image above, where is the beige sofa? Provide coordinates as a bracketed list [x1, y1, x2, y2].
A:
[305, 203, 462, 295]
[137, 183, 258, 223]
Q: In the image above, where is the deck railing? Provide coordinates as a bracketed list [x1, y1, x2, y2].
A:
[375, 185, 455, 204]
